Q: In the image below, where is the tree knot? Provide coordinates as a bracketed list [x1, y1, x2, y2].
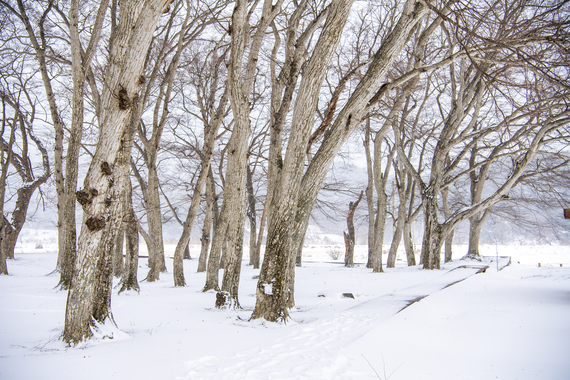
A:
[118, 85, 130, 110]
[85, 216, 106, 232]
[76, 188, 99, 207]
[100, 161, 112, 175]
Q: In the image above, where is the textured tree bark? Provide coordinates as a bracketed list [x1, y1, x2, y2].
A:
[173, 85, 228, 285]
[0, 122, 15, 275]
[113, 227, 124, 277]
[246, 166, 258, 267]
[58, 0, 109, 290]
[62, 0, 169, 345]
[364, 120, 375, 268]
[344, 191, 363, 267]
[387, 181, 406, 268]
[183, 244, 191, 260]
[11, 0, 67, 276]
[118, 178, 140, 294]
[441, 186, 454, 263]
[420, 194, 443, 270]
[197, 171, 215, 273]
[0, 100, 51, 262]
[403, 220, 416, 266]
[209, 0, 282, 304]
[286, 0, 428, 282]
[253, 0, 355, 322]
[144, 166, 166, 282]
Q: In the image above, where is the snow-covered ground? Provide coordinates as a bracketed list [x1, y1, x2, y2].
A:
[0, 241, 569, 379]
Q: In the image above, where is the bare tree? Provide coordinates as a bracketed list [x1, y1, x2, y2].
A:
[253, 0, 362, 322]
[0, 85, 51, 263]
[205, 0, 283, 309]
[344, 190, 363, 267]
[63, 0, 172, 345]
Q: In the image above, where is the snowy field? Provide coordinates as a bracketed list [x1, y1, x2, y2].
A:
[1, 239, 569, 379]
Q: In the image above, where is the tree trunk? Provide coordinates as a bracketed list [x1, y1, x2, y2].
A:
[344, 191, 363, 267]
[58, 0, 108, 290]
[113, 227, 124, 277]
[2, 161, 50, 261]
[218, 210, 246, 309]
[0, 125, 14, 275]
[13, 0, 68, 277]
[387, 184, 406, 268]
[441, 183, 454, 263]
[465, 214, 484, 260]
[252, 202, 267, 270]
[62, 0, 167, 344]
[118, 177, 140, 294]
[421, 193, 443, 270]
[209, 0, 278, 304]
[0, 226, 7, 275]
[364, 119, 375, 268]
[197, 170, 216, 273]
[246, 166, 258, 267]
[253, 0, 355, 322]
[183, 244, 191, 260]
[144, 166, 166, 282]
[173, 85, 228, 285]
[403, 219, 416, 266]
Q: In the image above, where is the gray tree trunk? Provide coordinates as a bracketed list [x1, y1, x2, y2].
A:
[246, 166, 258, 267]
[403, 220, 416, 266]
[0, 121, 15, 275]
[62, 0, 168, 345]
[208, 0, 283, 304]
[58, 0, 108, 289]
[287, 0, 428, 280]
[253, 0, 355, 322]
[344, 191, 363, 267]
[441, 186, 454, 263]
[364, 120, 375, 268]
[118, 176, 140, 294]
[197, 171, 216, 273]
[173, 87, 228, 285]
[387, 180, 406, 268]
[144, 165, 166, 282]
[113, 228, 124, 277]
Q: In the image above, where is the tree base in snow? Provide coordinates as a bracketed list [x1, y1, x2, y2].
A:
[215, 291, 240, 310]
[461, 253, 483, 262]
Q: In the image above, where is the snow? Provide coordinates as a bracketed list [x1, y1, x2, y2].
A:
[1, 242, 569, 380]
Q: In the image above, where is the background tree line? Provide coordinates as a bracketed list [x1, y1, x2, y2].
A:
[0, 0, 568, 343]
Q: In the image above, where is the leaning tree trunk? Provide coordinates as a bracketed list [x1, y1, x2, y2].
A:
[173, 85, 228, 285]
[254, 0, 427, 321]
[253, 0, 354, 322]
[2, 143, 50, 260]
[62, 0, 168, 345]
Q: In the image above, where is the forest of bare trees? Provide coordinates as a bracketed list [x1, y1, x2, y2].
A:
[0, 0, 568, 343]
